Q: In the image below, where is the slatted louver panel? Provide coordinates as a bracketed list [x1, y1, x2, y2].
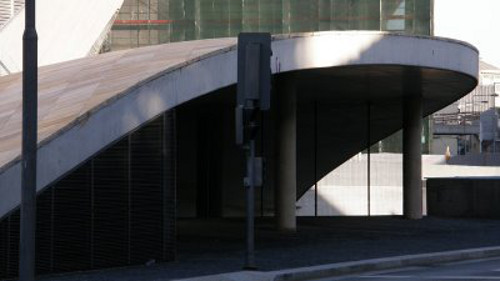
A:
[0, 0, 24, 30]
[13, 0, 23, 13]
[0, 112, 178, 277]
[0, 216, 8, 278]
[162, 111, 177, 261]
[6, 210, 19, 278]
[0, 0, 13, 29]
[36, 187, 53, 275]
[52, 164, 92, 273]
[92, 138, 129, 269]
[130, 116, 164, 264]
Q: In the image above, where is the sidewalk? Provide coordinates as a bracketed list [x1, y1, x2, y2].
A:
[40, 217, 500, 281]
[176, 246, 500, 281]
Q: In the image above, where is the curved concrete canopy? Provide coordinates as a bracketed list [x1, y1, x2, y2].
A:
[0, 31, 478, 219]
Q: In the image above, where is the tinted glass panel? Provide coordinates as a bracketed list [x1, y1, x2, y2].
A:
[105, 0, 431, 52]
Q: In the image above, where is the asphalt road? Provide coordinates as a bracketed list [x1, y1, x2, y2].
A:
[318, 257, 500, 281]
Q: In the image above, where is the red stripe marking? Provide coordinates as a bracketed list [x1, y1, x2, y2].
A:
[114, 19, 173, 25]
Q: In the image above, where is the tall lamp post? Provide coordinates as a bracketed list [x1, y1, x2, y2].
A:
[20, 0, 38, 280]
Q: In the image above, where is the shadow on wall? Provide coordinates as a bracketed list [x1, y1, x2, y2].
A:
[172, 34, 477, 219]
[297, 151, 500, 217]
[296, 153, 404, 217]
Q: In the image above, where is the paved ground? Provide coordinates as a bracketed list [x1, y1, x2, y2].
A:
[321, 257, 500, 280]
[40, 217, 500, 280]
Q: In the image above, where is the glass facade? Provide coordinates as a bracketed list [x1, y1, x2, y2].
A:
[105, 0, 431, 52]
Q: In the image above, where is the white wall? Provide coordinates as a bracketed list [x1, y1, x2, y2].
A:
[0, 0, 123, 74]
[297, 153, 500, 216]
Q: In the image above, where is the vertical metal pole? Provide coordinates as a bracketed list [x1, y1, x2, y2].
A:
[314, 101, 318, 217]
[379, 0, 383, 31]
[238, 33, 271, 271]
[493, 108, 497, 153]
[20, 0, 38, 279]
[245, 139, 256, 269]
[148, 0, 152, 45]
[494, 118, 497, 154]
[367, 103, 371, 217]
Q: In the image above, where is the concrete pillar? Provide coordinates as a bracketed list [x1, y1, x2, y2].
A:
[403, 78, 423, 220]
[275, 80, 297, 231]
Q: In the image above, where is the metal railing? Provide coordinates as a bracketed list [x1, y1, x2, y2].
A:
[433, 85, 496, 126]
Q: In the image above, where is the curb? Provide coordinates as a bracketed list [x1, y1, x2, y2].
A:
[175, 246, 500, 281]
[271, 246, 500, 280]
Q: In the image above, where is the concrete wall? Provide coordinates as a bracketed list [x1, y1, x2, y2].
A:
[427, 178, 500, 218]
[432, 135, 458, 155]
[447, 153, 500, 166]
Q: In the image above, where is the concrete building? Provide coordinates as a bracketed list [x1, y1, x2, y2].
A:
[0, 0, 480, 278]
[432, 0, 500, 156]
[432, 61, 500, 156]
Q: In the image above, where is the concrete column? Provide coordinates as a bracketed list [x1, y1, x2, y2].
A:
[275, 80, 297, 231]
[403, 80, 423, 220]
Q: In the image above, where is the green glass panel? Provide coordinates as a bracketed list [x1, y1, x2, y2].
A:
[110, 0, 430, 51]
[348, 0, 380, 30]
[242, 0, 260, 32]
[382, 0, 405, 32]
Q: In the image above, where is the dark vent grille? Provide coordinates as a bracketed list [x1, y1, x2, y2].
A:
[130, 118, 163, 264]
[162, 111, 176, 261]
[53, 163, 92, 272]
[0, 111, 176, 279]
[7, 211, 19, 277]
[93, 138, 129, 269]
[0, 210, 20, 277]
[0, 218, 6, 276]
[36, 186, 53, 274]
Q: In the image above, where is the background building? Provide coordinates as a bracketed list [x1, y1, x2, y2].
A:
[432, 61, 500, 156]
[432, 0, 500, 156]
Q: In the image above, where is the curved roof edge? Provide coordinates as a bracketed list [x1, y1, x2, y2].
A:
[0, 31, 479, 219]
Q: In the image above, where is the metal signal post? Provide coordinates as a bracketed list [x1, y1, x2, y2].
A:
[236, 33, 271, 270]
